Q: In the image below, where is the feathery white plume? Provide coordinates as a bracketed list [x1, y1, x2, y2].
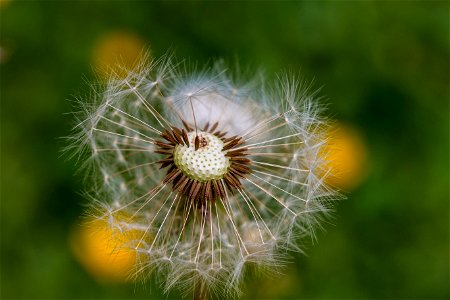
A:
[68, 55, 341, 299]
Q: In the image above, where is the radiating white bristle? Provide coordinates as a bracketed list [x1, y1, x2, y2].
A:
[68, 54, 342, 299]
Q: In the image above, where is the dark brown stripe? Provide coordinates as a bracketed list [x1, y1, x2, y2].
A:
[161, 131, 177, 144]
[181, 129, 190, 146]
[173, 175, 189, 190]
[231, 164, 252, 174]
[223, 177, 236, 194]
[189, 181, 202, 200]
[205, 181, 212, 203]
[181, 120, 193, 131]
[225, 148, 248, 157]
[155, 149, 173, 155]
[212, 180, 221, 200]
[209, 122, 219, 133]
[223, 136, 238, 143]
[219, 180, 228, 198]
[158, 161, 172, 169]
[155, 141, 174, 149]
[163, 169, 181, 183]
[157, 157, 174, 168]
[182, 179, 194, 196]
[230, 157, 251, 164]
[194, 135, 200, 150]
[215, 131, 227, 138]
[223, 138, 243, 151]
[171, 128, 184, 144]
[226, 173, 241, 187]
[199, 183, 207, 203]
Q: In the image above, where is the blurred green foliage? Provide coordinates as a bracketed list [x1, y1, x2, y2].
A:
[1, 1, 448, 299]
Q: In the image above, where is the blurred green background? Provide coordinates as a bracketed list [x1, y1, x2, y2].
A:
[1, 1, 448, 299]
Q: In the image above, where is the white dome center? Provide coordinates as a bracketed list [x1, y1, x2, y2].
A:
[173, 131, 230, 182]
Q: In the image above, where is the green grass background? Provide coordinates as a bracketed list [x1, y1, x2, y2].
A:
[1, 1, 448, 299]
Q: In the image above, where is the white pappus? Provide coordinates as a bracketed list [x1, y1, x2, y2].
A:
[68, 55, 342, 299]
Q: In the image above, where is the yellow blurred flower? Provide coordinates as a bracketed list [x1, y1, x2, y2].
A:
[0, 0, 11, 9]
[91, 31, 148, 80]
[322, 123, 368, 190]
[70, 215, 142, 283]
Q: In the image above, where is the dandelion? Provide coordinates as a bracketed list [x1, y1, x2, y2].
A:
[68, 55, 341, 299]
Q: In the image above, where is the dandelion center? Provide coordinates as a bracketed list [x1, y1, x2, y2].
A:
[174, 131, 230, 182]
[155, 122, 252, 204]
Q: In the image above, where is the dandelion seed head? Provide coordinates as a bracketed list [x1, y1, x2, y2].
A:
[69, 55, 342, 298]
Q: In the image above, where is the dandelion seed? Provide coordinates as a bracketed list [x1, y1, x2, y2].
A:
[68, 55, 342, 299]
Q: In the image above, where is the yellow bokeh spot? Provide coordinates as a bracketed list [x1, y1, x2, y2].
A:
[70, 215, 143, 283]
[0, 0, 11, 9]
[321, 123, 368, 190]
[92, 31, 148, 80]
